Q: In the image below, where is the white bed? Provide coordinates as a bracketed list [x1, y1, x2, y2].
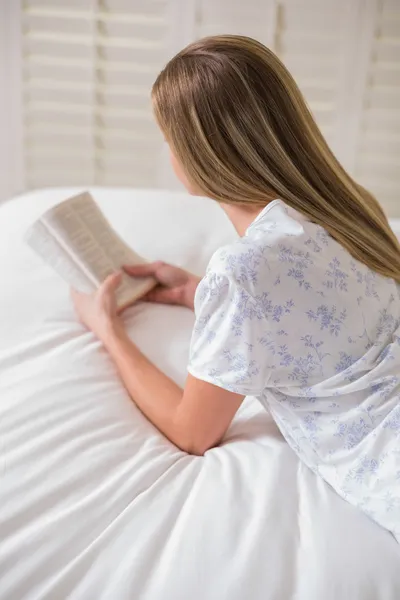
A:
[1, 188, 399, 600]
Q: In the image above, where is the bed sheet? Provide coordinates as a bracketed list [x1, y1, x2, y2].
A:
[0, 188, 399, 600]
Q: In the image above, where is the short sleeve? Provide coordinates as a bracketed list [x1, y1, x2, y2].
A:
[187, 271, 271, 395]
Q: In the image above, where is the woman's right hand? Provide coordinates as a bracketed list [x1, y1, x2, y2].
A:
[124, 262, 200, 310]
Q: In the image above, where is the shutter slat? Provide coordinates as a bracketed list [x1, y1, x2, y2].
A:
[24, 14, 94, 34]
[25, 0, 93, 9]
[24, 86, 93, 108]
[25, 64, 92, 83]
[24, 38, 94, 58]
[198, 0, 276, 42]
[97, 20, 165, 39]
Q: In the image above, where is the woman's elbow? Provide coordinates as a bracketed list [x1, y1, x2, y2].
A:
[178, 436, 220, 456]
[186, 446, 206, 457]
[171, 414, 222, 455]
[182, 444, 209, 456]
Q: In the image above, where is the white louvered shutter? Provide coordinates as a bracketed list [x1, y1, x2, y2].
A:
[353, 0, 400, 216]
[197, 0, 277, 44]
[22, 0, 195, 190]
[1, 0, 399, 214]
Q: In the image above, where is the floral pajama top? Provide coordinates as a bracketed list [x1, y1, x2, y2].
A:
[188, 200, 400, 542]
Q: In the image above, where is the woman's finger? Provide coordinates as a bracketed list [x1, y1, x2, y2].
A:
[100, 271, 122, 294]
[144, 286, 182, 305]
[70, 287, 87, 302]
[123, 262, 163, 278]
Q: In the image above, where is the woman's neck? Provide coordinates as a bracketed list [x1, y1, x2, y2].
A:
[221, 202, 268, 236]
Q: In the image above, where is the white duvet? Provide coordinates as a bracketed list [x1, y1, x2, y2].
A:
[1, 188, 399, 600]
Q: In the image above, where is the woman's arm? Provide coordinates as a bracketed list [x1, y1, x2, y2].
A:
[71, 269, 244, 455]
[103, 321, 243, 455]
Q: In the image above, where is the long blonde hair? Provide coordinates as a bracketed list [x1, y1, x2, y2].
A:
[152, 35, 400, 282]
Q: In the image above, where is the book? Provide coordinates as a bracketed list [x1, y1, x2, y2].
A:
[24, 191, 156, 310]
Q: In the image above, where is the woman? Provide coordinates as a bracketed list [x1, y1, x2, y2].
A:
[72, 36, 400, 541]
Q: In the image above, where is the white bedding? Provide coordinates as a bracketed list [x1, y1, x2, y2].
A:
[1, 187, 399, 600]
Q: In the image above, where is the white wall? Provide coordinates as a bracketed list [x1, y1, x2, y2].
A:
[0, 1, 24, 202]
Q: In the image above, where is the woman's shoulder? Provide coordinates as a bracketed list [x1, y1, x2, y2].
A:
[205, 205, 352, 299]
[205, 235, 281, 297]
[207, 200, 320, 280]
[207, 203, 312, 272]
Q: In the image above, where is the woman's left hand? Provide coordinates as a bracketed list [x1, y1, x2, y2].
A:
[71, 272, 122, 343]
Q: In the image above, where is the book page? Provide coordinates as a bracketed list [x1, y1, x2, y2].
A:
[42, 197, 115, 286]
[24, 220, 95, 293]
[69, 193, 144, 268]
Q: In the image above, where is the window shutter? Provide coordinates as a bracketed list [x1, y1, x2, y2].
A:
[272, 0, 346, 149]
[197, 0, 277, 44]
[353, 0, 400, 216]
[5, 0, 399, 214]
[22, 0, 195, 190]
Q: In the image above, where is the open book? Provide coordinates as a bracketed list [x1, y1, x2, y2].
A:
[24, 191, 156, 310]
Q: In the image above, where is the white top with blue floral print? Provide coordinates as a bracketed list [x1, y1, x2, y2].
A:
[188, 200, 400, 541]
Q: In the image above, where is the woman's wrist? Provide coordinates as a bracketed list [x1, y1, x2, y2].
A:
[100, 316, 127, 350]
